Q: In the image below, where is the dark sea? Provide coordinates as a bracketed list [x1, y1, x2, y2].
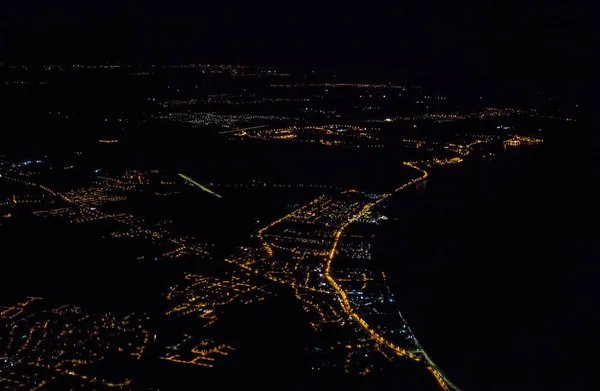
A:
[374, 142, 593, 390]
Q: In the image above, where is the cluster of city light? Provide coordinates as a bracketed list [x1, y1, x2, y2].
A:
[3, 80, 48, 85]
[503, 134, 543, 147]
[161, 335, 235, 368]
[63, 187, 127, 206]
[165, 272, 270, 326]
[159, 112, 291, 128]
[163, 63, 288, 76]
[0, 168, 211, 262]
[0, 298, 150, 389]
[271, 83, 407, 90]
[237, 124, 381, 148]
[403, 137, 496, 169]
[160, 95, 310, 107]
[375, 107, 543, 123]
[0, 194, 44, 206]
[207, 181, 347, 192]
[3, 63, 287, 75]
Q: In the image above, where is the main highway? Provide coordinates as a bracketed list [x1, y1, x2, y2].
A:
[322, 164, 461, 391]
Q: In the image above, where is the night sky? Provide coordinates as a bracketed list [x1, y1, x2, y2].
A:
[1, 1, 589, 92]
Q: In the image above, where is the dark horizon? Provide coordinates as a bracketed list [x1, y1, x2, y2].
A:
[1, 1, 590, 96]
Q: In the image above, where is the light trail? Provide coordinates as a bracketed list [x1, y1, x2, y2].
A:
[1, 174, 202, 254]
[178, 173, 223, 198]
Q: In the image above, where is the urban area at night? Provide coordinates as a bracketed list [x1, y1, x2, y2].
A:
[0, 2, 588, 390]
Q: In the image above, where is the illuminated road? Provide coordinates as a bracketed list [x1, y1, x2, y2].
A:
[242, 163, 461, 391]
[322, 164, 461, 391]
[178, 173, 223, 198]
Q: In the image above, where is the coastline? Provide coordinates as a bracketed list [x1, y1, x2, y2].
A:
[373, 144, 546, 390]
